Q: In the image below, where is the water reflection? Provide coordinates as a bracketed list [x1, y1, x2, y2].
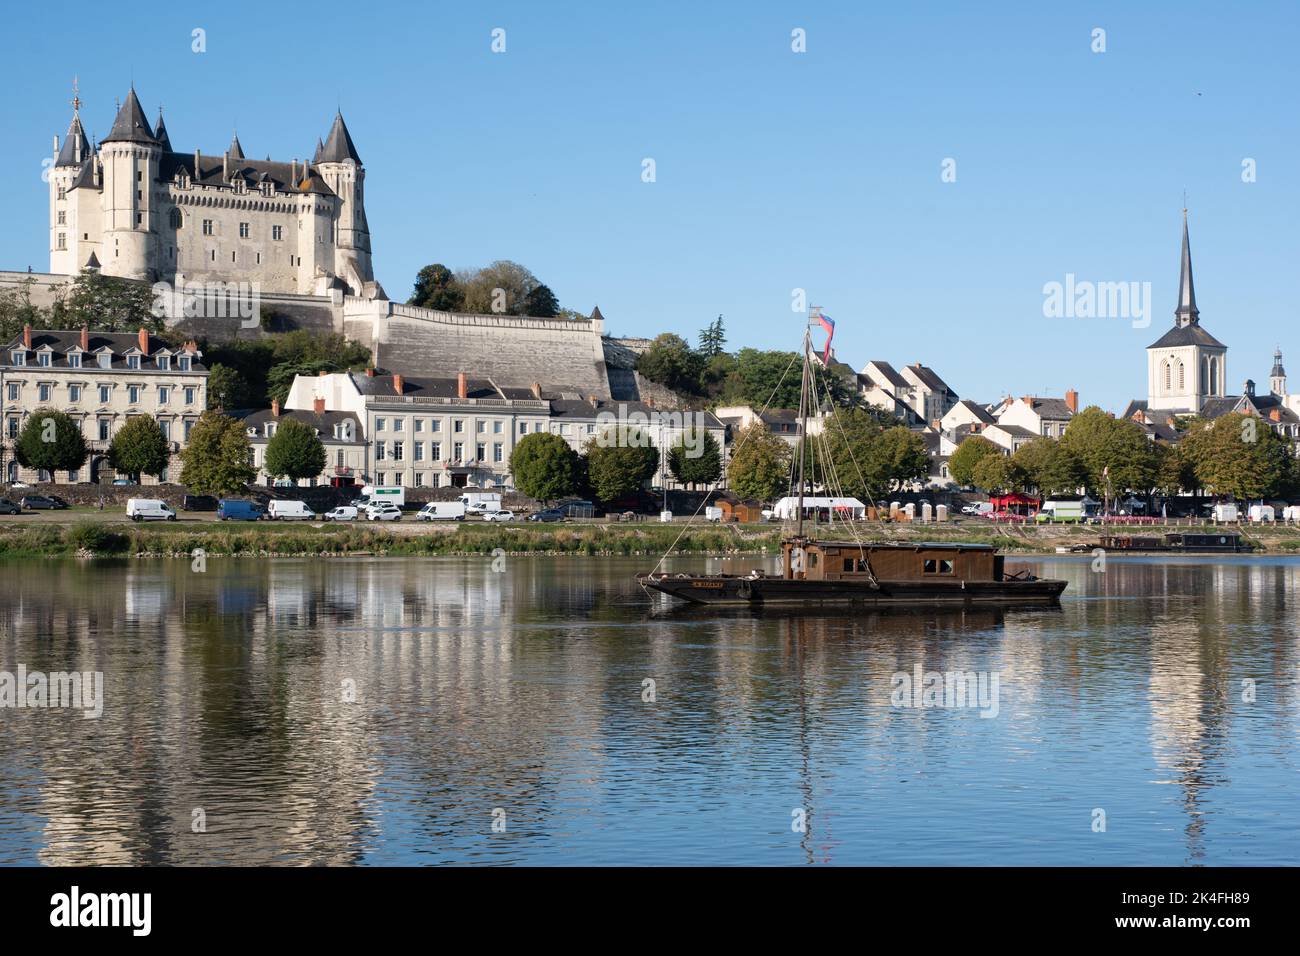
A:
[0, 554, 1297, 865]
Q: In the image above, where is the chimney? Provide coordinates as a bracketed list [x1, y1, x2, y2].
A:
[530, 381, 542, 400]
[1065, 388, 1078, 414]
[80, 325, 89, 351]
[318, 369, 329, 376]
[223, 150, 230, 182]
[138, 326, 150, 356]
[271, 399, 281, 417]
[1021, 395, 1033, 406]
[365, 367, 375, 377]
[1270, 408, 1281, 422]
[393, 374, 404, 395]
[313, 396, 326, 414]
[22, 324, 31, 349]
[194, 149, 201, 179]
[291, 159, 298, 185]
[457, 372, 468, 399]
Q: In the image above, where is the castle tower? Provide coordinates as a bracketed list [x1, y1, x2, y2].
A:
[1146, 209, 1227, 413]
[49, 87, 90, 275]
[315, 111, 373, 295]
[1270, 347, 1286, 397]
[98, 87, 161, 281]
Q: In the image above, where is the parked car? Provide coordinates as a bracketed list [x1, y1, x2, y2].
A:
[127, 499, 177, 522]
[267, 500, 316, 521]
[527, 508, 565, 523]
[365, 502, 403, 521]
[0, 498, 22, 515]
[111, 478, 135, 486]
[20, 495, 68, 510]
[481, 509, 515, 522]
[181, 494, 219, 512]
[217, 499, 264, 521]
[8, 481, 30, 489]
[556, 499, 595, 518]
[322, 505, 360, 522]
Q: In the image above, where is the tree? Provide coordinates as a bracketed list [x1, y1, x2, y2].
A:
[972, 454, 1024, 494]
[698, 315, 726, 358]
[727, 422, 792, 501]
[108, 416, 170, 481]
[13, 409, 88, 477]
[948, 435, 1001, 487]
[668, 430, 723, 489]
[459, 260, 544, 315]
[264, 418, 326, 483]
[408, 263, 464, 312]
[874, 427, 932, 493]
[523, 284, 560, 318]
[1059, 406, 1157, 495]
[584, 428, 658, 502]
[1189, 413, 1290, 501]
[637, 333, 704, 395]
[1011, 437, 1086, 495]
[509, 432, 580, 503]
[57, 269, 160, 331]
[206, 364, 251, 410]
[815, 409, 928, 501]
[266, 360, 336, 405]
[179, 411, 256, 495]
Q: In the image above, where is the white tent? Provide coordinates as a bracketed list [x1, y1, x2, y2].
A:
[771, 496, 867, 520]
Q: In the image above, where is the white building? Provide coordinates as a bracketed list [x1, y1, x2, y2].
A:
[993, 392, 1078, 439]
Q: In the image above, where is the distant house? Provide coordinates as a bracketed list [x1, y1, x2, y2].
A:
[857, 360, 958, 425]
[983, 422, 1039, 455]
[940, 399, 996, 434]
[235, 402, 366, 487]
[993, 391, 1078, 439]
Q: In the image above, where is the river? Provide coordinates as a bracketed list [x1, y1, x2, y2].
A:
[1, 553, 1297, 865]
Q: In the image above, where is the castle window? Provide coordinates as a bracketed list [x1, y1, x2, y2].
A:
[272, 225, 283, 241]
[170, 208, 182, 229]
[57, 233, 66, 250]
[58, 187, 66, 200]
[239, 222, 250, 238]
[202, 219, 214, 236]
[57, 211, 66, 225]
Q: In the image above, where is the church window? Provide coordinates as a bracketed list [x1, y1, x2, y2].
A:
[1177, 362, 1185, 390]
[1162, 361, 1170, 392]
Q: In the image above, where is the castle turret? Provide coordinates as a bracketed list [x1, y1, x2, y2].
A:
[98, 87, 160, 281]
[49, 100, 89, 274]
[315, 111, 373, 294]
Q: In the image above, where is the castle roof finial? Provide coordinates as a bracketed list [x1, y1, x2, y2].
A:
[1175, 207, 1198, 327]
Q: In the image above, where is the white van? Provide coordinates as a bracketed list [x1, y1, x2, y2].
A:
[359, 485, 405, 509]
[267, 500, 316, 521]
[416, 501, 466, 521]
[127, 498, 176, 522]
[460, 492, 502, 514]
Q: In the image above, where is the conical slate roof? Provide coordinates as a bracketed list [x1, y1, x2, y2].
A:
[102, 88, 157, 145]
[228, 133, 244, 160]
[154, 111, 172, 151]
[1174, 209, 1198, 326]
[56, 114, 88, 166]
[318, 112, 361, 164]
[313, 138, 324, 163]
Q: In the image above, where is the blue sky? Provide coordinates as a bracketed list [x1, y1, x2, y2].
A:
[2, 1, 1297, 412]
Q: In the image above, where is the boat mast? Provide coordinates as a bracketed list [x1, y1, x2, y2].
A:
[796, 321, 812, 538]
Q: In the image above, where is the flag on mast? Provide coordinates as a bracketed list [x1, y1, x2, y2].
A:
[817, 311, 835, 365]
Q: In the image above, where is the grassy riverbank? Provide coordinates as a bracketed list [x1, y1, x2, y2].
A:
[1, 517, 1298, 559]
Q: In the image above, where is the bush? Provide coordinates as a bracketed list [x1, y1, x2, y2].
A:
[67, 521, 129, 554]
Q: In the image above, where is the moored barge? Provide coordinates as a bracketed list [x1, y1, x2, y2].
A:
[1071, 532, 1255, 554]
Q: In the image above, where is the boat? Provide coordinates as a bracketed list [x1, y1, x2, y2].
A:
[1068, 531, 1255, 554]
[637, 316, 1068, 609]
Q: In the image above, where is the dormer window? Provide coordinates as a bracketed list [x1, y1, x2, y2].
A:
[68, 353, 81, 369]
[179, 356, 191, 372]
[157, 355, 170, 371]
[265, 422, 277, 437]
[97, 352, 111, 369]
[10, 351, 25, 366]
[127, 355, 140, 370]
[37, 352, 51, 367]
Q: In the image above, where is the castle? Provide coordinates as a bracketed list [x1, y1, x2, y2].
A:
[48, 85, 379, 298]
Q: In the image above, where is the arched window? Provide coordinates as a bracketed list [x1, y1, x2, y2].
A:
[1208, 358, 1218, 395]
[169, 208, 182, 229]
[1177, 361, 1185, 391]
[1163, 360, 1171, 392]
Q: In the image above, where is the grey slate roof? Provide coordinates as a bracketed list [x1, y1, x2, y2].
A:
[102, 88, 157, 145]
[159, 152, 337, 196]
[228, 134, 244, 160]
[1017, 397, 1074, 420]
[907, 363, 956, 397]
[1, 329, 205, 371]
[990, 423, 1038, 439]
[1175, 210, 1198, 323]
[955, 399, 995, 424]
[319, 112, 362, 164]
[1198, 396, 1246, 420]
[154, 112, 172, 151]
[1120, 399, 1149, 421]
[56, 115, 88, 166]
[866, 360, 908, 389]
[1271, 348, 1286, 379]
[236, 408, 364, 440]
[1147, 323, 1226, 349]
[352, 372, 503, 401]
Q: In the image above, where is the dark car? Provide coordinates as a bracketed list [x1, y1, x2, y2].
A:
[182, 494, 219, 512]
[20, 495, 68, 510]
[0, 498, 21, 515]
[527, 508, 566, 523]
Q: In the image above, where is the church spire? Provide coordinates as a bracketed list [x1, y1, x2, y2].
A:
[1175, 208, 1198, 327]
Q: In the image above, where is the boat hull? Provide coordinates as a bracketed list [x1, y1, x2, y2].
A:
[637, 573, 1067, 608]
